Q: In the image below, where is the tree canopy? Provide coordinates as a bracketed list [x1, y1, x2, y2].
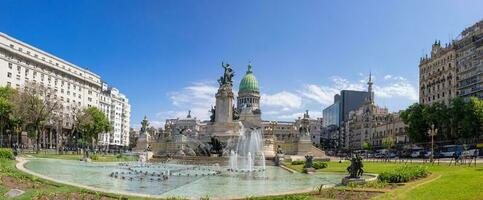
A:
[401, 98, 482, 145]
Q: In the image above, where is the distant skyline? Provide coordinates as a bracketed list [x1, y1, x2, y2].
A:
[1, 0, 482, 128]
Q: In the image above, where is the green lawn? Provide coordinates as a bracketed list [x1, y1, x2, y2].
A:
[282, 160, 483, 200]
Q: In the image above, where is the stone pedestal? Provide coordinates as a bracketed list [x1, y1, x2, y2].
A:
[263, 138, 275, 158]
[304, 167, 316, 174]
[215, 85, 234, 123]
[206, 122, 241, 140]
[341, 177, 366, 185]
[297, 136, 312, 156]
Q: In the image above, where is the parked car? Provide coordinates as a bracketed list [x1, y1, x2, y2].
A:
[439, 145, 463, 158]
[388, 151, 398, 158]
[410, 149, 424, 158]
[462, 149, 478, 157]
[423, 150, 437, 158]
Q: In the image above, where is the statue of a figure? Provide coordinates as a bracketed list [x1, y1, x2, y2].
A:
[304, 155, 314, 169]
[232, 105, 239, 120]
[304, 110, 310, 119]
[140, 116, 149, 134]
[209, 106, 216, 122]
[164, 121, 173, 139]
[347, 154, 364, 178]
[218, 62, 234, 86]
[176, 127, 188, 136]
[276, 145, 283, 155]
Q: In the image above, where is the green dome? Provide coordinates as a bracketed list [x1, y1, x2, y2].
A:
[239, 64, 259, 93]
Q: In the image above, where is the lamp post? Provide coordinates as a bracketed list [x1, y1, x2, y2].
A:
[427, 124, 438, 163]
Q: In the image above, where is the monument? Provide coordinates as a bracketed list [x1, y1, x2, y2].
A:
[134, 116, 153, 160]
[206, 63, 242, 141]
[297, 110, 313, 156]
[341, 154, 366, 185]
[148, 62, 328, 161]
[134, 116, 151, 152]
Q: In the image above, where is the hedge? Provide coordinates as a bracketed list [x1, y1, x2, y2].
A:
[0, 148, 14, 160]
[291, 160, 305, 165]
[312, 161, 328, 169]
[378, 165, 429, 183]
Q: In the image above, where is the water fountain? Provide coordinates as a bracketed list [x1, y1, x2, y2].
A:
[228, 127, 266, 173]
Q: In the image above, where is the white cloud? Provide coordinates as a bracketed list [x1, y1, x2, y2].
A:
[299, 84, 338, 106]
[150, 73, 417, 124]
[374, 82, 418, 101]
[330, 76, 366, 91]
[261, 91, 302, 110]
[299, 74, 418, 107]
[277, 111, 323, 120]
[153, 82, 218, 122]
[169, 82, 217, 108]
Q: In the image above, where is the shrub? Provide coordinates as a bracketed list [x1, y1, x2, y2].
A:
[291, 160, 305, 165]
[0, 148, 14, 160]
[312, 161, 328, 169]
[90, 154, 99, 161]
[378, 165, 429, 183]
[116, 154, 124, 159]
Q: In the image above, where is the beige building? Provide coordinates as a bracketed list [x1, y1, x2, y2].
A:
[419, 41, 457, 105]
[373, 113, 408, 148]
[419, 20, 483, 105]
[344, 75, 409, 150]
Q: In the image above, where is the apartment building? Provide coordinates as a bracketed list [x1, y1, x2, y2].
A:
[0, 32, 130, 148]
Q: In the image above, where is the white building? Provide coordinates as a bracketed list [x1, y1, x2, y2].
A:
[99, 84, 131, 148]
[0, 32, 130, 148]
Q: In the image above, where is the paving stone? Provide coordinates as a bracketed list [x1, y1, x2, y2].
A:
[4, 189, 25, 198]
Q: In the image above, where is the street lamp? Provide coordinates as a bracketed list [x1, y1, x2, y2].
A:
[427, 124, 438, 163]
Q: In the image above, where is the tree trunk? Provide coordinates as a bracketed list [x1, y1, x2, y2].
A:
[55, 127, 59, 154]
[0, 123, 4, 148]
[36, 128, 40, 154]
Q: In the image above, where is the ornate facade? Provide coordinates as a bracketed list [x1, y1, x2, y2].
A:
[344, 75, 408, 150]
[419, 20, 483, 105]
[152, 63, 324, 157]
[419, 41, 456, 105]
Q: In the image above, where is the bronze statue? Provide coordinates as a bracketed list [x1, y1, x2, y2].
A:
[218, 62, 234, 86]
[347, 154, 364, 178]
[209, 106, 216, 122]
[140, 116, 149, 134]
[276, 145, 283, 154]
[232, 105, 239, 120]
[304, 155, 313, 169]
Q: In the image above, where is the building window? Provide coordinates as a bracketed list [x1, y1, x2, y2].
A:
[7, 72, 12, 78]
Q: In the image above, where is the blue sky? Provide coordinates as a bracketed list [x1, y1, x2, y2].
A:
[1, 0, 482, 128]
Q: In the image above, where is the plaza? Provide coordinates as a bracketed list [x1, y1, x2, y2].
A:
[1, 1, 483, 200]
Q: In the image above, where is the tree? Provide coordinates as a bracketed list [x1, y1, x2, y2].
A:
[422, 102, 450, 141]
[464, 97, 483, 142]
[362, 141, 372, 151]
[15, 82, 62, 153]
[471, 97, 483, 132]
[77, 107, 111, 158]
[400, 103, 429, 143]
[382, 137, 395, 150]
[0, 86, 16, 147]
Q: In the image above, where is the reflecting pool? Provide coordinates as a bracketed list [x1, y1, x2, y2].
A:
[24, 159, 345, 198]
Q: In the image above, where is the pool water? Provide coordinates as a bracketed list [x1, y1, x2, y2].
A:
[25, 159, 345, 198]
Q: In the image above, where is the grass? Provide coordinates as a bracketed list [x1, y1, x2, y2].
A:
[281, 160, 483, 200]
